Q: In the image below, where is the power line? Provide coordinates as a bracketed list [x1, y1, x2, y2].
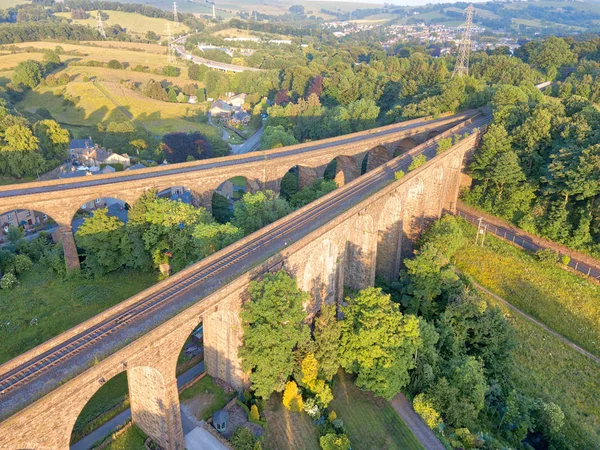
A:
[167, 24, 176, 64]
[96, 12, 106, 38]
[453, 4, 475, 78]
[173, 1, 179, 28]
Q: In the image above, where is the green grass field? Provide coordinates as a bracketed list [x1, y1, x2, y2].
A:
[0, 264, 158, 364]
[453, 228, 600, 359]
[106, 424, 147, 450]
[329, 372, 424, 450]
[54, 10, 188, 38]
[481, 292, 600, 449]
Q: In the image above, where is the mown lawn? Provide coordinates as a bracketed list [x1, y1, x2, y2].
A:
[262, 393, 321, 450]
[482, 292, 600, 449]
[453, 228, 600, 358]
[329, 372, 424, 450]
[0, 264, 158, 364]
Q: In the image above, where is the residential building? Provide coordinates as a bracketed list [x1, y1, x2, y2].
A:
[1, 209, 48, 234]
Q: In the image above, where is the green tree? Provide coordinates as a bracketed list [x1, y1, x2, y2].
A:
[408, 154, 427, 172]
[260, 126, 299, 150]
[232, 190, 292, 235]
[488, 151, 525, 200]
[313, 303, 341, 381]
[76, 209, 125, 276]
[11, 60, 42, 88]
[320, 434, 351, 450]
[107, 60, 123, 70]
[470, 124, 511, 180]
[230, 427, 257, 450]
[240, 271, 310, 398]
[339, 287, 421, 399]
[529, 37, 574, 79]
[34, 119, 69, 163]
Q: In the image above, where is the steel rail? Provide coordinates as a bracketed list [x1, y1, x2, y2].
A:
[0, 115, 487, 396]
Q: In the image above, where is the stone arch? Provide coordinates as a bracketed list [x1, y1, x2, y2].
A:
[375, 192, 403, 282]
[71, 196, 130, 233]
[324, 155, 360, 187]
[279, 164, 318, 200]
[394, 137, 417, 156]
[300, 238, 342, 315]
[427, 130, 441, 140]
[157, 184, 204, 208]
[344, 213, 377, 291]
[362, 145, 391, 174]
[401, 178, 425, 260]
[69, 367, 128, 446]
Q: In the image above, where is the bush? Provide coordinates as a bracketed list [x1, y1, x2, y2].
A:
[560, 255, 570, 265]
[394, 170, 405, 180]
[319, 433, 351, 450]
[536, 248, 558, 265]
[328, 410, 337, 422]
[436, 137, 453, 154]
[282, 380, 303, 412]
[162, 65, 180, 77]
[230, 427, 257, 450]
[408, 154, 427, 171]
[0, 272, 19, 290]
[249, 404, 260, 421]
[107, 59, 123, 70]
[413, 393, 442, 430]
[14, 254, 33, 274]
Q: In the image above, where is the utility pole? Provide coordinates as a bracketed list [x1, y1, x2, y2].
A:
[212, 4, 216, 20]
[173, 1, 179, 28]
[452, 4, 475, 78]
[96, 12, 106, 38]
[475, 217, 488, 247]
[167, 24, 176, 64]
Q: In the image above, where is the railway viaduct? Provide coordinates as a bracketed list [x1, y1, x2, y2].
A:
[0, 114, 485, 450]
[0, 112, 472, 272]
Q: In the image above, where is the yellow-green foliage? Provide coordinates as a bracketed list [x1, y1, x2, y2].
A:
[394, 170, 405, 180]
[282, 381, 303, 412]
[408, 154, 427, 171]
[301, 353, 333, 408]
[412, 394, 441, 430]
[328, 410, 337, 422]
[249, 404, 260, 421]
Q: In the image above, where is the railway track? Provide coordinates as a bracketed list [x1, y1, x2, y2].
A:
[0, 112, 473, 199]
[0, 114, 488, 400]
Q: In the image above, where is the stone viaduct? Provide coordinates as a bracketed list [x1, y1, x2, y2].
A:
[0, 116, 483, 450]
[0, 112, 472, 271]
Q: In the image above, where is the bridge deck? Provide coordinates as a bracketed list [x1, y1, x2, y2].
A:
[0, 112, 475, 200]
[0, 114, 489, 420]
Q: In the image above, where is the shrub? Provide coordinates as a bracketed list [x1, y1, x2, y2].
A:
[436, 137, 453, 154]
[413, 393, 442, 430]
[560, 255, 570, 265]
[394, 170, 405, 180]
[107, 60, 123, 70]
[536, 248, 558, 265]
[249, 404, 260, 421]
[282, 380, 303, 412]
[230, 427, 257, 450]
[162, 65, 180, 77]
[319, 433, 351, 450]
[0, 272, 19, 290]
[408, 154, 427, 171]
[14, 254, 33, 274]
[328, 410, 337, 422]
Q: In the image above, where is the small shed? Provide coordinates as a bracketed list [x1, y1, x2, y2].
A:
[213, 409, 229, 434]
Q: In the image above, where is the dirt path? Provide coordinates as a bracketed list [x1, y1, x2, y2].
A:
[389, 394, 445, 450]
[470, 279, 600, 365]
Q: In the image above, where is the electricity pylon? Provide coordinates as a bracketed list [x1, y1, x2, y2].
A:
[452, 5, 475, 78]
[97, 13, 106, 38]
[173, 1, 179, 28]
[212, 4, 216, 20]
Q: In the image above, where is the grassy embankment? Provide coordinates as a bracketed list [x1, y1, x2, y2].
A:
[180, 374, 234, 421]
[0, 264, 157, 364]
[454, 223, 600, 447]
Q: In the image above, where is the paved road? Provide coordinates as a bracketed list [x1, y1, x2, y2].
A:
[71, 361, 205, 450]
[456, 206, 600, 281]
[230, 127, 263, 154]
[173, 45, 262, 73]
[390, 394, 445, 450]
[0, 113, 469, 199]
[0, 115, 488, 419]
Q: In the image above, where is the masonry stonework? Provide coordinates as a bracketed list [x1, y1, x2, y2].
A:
[0, 123, 479, 450]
